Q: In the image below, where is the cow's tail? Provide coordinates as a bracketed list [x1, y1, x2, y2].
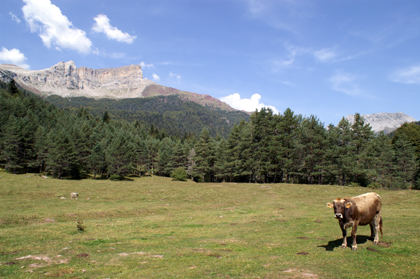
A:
[379, 217, 383, 237]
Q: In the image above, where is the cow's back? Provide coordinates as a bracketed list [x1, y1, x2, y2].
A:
[349, 192, 381, 225]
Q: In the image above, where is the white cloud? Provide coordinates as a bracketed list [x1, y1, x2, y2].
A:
[314, 48, 336, 62]
[92, 14, 136, 44]
[271, 44, 308, 70]
[220, 93, 279, 114]
[22, 0, 92, 54]
[281, 44, 302, 66]
[390, 65, 420, 84]
[152, 73, 160, 81]
[0, 47, 30, 69]
[330, 72, 361, 96]
[169, 71, 181, 81]
[9, 12, 21, 23]
[140, 61, 154, 69]
[242, 0, 314, 33]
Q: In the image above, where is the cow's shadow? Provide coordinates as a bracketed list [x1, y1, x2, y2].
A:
[318, 236, 371, 251]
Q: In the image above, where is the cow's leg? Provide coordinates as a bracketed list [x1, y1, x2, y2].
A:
[373, 213, 381, 245]
[369, 220, 375, 240]
[350, 224, 358, 251]
[340, 225, 347, 248]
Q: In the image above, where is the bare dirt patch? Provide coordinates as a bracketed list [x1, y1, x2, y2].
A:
[367, 247, 380, 253]
[283, 268, 318, 278]
[76, 253, 89, 258]
[378, 241, 392, 248]
[1, 250, 18, 256]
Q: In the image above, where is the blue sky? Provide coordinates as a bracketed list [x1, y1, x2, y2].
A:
[1, 0, 420, 126]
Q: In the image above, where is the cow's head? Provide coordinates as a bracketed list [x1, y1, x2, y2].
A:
[327, 199, 352, 219]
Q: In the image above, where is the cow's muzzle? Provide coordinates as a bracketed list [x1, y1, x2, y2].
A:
[334, 213, 343, 219]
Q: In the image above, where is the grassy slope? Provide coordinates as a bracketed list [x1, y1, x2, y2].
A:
[0, 172, 419, 278]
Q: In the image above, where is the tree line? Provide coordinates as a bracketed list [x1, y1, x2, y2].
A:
[0, 80, 419, 189]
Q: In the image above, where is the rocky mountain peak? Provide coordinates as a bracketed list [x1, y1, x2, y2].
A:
[51, 61, 77, 76]
[345, 112, 417, 134]
[0, 61, 237, 111]
[0, 61, 155, 98]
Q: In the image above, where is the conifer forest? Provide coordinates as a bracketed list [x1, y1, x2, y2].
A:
[1, 80, 419, 189]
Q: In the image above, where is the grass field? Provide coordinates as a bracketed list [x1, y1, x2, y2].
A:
[0, 172, 419, 278]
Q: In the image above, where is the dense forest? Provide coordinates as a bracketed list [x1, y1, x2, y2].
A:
[1, 80, 419, 189]
[47, 95, 250, 138]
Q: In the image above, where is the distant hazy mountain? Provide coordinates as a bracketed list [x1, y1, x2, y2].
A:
[0, 61, 236, 112]
[345, 112, 417, 134]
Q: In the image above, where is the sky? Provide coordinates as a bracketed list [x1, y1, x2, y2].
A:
[1, 0, 420, 126]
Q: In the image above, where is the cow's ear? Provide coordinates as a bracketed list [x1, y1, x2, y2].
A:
[327, 203, 334, 208]
[345, 202, 352, 208]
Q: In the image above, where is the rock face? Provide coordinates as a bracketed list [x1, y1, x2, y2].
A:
[345, 112, 417, 134]
[0, 61, 155, 99]
[0, 61, 237, 111]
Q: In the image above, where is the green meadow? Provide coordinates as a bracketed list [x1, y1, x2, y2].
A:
[0, 172, 419, 278]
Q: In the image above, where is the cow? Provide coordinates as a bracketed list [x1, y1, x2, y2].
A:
[327, 192, 382, 251]
[70, 192, 78, 199]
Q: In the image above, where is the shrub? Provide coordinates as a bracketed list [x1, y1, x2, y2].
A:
[109, 174, 124, 181]
[367, 182, 382, 189]
[171, 167, 188, 181]
[348, 182, 361, 187]
[77, 219, 85, 232]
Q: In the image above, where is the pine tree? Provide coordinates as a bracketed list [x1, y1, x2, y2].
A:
[156, 138, 173, 176]
[34, 126, 49, 173]
[392, 122, 420, 158]
[350, 113, 375, 185]
[251, 108, 277, 183]
[194, 128, 216, 182]
[296, 115, 327, 184]
[145, 137, 160, 175]
[167, 141, 188, 175]
[102, 111, 110, 124]
[214, 138, 228, 182]
[87, 142, 106, 178]
[239, 121, 256, 182]
[20, 110, 39, 172]
[187, 148, 196, 180]
[0, 115, 23, 173]
[369, 132, 395, 188]
[336, 117, 355, 185]
[394, 133, 417, 188]
[105, 130, 136, 177]
[7, 79, 20, 96]
[276, 108, 302, 183]
[46, 128, 78, 179]
[225, 123, 243, 182]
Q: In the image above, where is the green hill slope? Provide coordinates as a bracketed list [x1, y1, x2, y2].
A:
[46, 95, 250, 137]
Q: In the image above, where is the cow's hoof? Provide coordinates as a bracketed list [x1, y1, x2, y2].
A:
[341, 245, 347, 249]
[352, 246, 357, 251]
[373, 241, 379, 245]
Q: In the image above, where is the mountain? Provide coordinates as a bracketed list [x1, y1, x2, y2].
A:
[0, 61, 236, 112]
[345, 112, 417, 134]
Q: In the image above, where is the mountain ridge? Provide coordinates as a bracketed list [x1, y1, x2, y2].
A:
[345, 112, 417, 134]
[0, 61, 237, 112]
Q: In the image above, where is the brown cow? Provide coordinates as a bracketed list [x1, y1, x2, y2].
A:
[327, 192, 382, 250]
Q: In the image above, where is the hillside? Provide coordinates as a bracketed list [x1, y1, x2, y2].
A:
[47, 94, 250, 137]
